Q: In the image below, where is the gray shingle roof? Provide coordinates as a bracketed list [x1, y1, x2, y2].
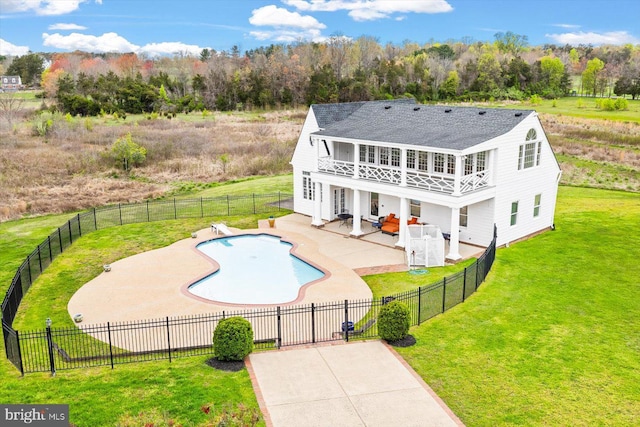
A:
[311, 99, 415, 128]
[312, 101, 534, 150]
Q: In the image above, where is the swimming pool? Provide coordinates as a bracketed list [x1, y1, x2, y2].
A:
[188, 234, 325, 304]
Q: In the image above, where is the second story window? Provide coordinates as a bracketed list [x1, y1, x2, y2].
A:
[379, 147, 390, 166]
[518, 129, 541, 170]
[391, 148, 401, 167]
[434, 153, 445, 173]
[406, 150, 416, 169]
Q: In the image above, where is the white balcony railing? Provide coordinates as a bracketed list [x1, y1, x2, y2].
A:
[460, 170, 490, 193]
[360, 164, 401, 185]
[405, 170, 455, 193]
[317, 158, 491, 195]
[318, 157, 354, 177]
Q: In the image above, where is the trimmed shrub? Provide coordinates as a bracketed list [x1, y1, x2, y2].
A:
[378, 300, 411, 342]
[213, 317, 254, 361]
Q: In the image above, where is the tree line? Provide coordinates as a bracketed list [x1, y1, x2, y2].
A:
[2, 32, 639, 116]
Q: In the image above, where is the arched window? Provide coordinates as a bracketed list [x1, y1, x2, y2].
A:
[526, 128, 537, 141]
[518, 128, 542, 170]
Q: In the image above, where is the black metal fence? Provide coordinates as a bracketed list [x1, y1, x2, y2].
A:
[1, 193, 291, 372]
[4, 223, 496, 374]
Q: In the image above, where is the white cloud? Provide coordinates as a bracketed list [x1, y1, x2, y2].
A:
[42, 32, 140, 53]
[0, 38, 30, 56]
[48, 23, 87, 30]
[545, 31, 640, 46]
[249, 5, 326, 29]
[284, 0, 453, 21]
[41, 31, 208, 56]
[553, 23, 581, 29]
[250, 28, 326, 43]
[1, 0, 96, 16]
[140, 42, 206, 57]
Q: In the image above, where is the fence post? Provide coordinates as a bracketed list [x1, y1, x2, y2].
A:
[166, 317, 172, 362]
[119, 204, 123, 226]
[475, 259, 480, 290]
[67, 221, 73, 244]
[15, 330, 24, 376]
[107, 322, 114, 369]
[462, 267, 467, 302]
[58, 228, 63, 253]
[45, 321, 56, 376]
[227, 195, 230, 216]
[253, 193, 256, 214]
[146, 200, 150, 222]
[47, 236, 52, 262]
[93, 207, 97, 231]
[311, 303, 316, 344]
[37, 246, 42, 273]
[278, 191, 281, 211]
[344, 300, 349, 342]
[77, 214, 82, 237]
[173, 198, 177, 220]
[200, 197, 204, 218]
[417, 286, 421, 324]
[276, 307, 282, 349]
[441, 277, 447, 313]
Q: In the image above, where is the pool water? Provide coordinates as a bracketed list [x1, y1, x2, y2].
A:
[188, 234, 325, 304]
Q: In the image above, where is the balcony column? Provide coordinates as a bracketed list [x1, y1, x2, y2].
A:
[311, 181, 324, 227]
[395, 197, 408, 248]
[353, 142, 360, 179]
[452, 154, 463, 196]
[350, 189, 363, 237]
[400, 148, 407, 186]
[447, 207, 462, 261]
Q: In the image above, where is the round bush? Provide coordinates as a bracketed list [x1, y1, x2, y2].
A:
[378, 300, 411, 342]
[213, 317, 254, 361]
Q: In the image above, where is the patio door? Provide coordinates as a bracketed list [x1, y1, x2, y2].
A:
[370, 192, 379, 218]
[333, 188, 345, 216]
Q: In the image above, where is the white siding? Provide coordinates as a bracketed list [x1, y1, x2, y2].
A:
[492, 114, 560, 246]
[421, 203, 450, 230]
[459, 199, 495, 246]
[291, 109, 321, 216]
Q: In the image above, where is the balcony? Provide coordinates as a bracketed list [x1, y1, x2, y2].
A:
[317, 157, 491, 195]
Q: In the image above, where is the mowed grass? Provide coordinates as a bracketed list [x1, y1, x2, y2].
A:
[485, 96, 640, 122]
[395, 186, 640, 426]
[2, 182, 639, 425]
[0, 179, 296, 426]
[1, 215, 269, 426]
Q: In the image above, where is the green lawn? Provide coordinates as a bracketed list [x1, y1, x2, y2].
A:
[483, 96, 640, 122]
[395, 186, 640, 426]
[1, 182, 639, 425]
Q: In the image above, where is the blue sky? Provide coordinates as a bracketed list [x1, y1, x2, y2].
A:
[1, 0, 639, 56]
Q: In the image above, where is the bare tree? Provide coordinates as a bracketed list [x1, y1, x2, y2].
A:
[0, 92, 25, 126]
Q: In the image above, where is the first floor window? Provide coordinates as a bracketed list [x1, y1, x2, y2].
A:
[510, 201, 519, 226]
[533, 194, 541, 217]
[410, 199, 420, 217]
[460, 206, 468, 227]
[302, 171, 315, 200]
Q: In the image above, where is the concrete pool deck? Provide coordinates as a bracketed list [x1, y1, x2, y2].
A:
[67, 214, 407, 325]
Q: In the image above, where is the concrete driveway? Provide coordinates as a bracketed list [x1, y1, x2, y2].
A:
[247, 340, 464, 427]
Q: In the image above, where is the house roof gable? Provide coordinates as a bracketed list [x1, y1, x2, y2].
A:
[312, 102, 534, 150]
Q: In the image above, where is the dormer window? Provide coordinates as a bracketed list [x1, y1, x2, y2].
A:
[518, 128, 541, 170]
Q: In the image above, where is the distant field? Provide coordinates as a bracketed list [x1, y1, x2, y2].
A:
[480, 96, 640, 122]
[0, 96, 638, 222]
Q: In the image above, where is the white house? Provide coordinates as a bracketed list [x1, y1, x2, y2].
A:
[291, 99, 561, 261]
[0, 75, 23, 91]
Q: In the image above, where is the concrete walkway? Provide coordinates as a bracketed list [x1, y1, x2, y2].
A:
[247, 341, 464, 427]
